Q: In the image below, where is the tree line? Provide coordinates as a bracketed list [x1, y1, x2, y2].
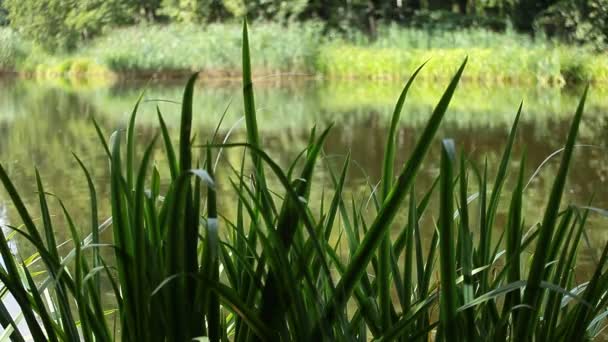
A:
[1, 0, 606, 51]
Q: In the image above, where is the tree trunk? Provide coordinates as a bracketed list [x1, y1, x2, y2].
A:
[428, 0, 452, 11]
[457, 0, 467, 13]
[366, 0, 378, 40]
[512, 0, 558, 33]
[410, 0, 421, 11]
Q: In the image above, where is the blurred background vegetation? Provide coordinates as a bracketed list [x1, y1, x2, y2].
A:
[1, 0, 607, 50]
[0, 0, 606, 84]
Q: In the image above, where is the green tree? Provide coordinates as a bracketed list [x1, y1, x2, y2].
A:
[133, 0, 164, 21]
[241, 0, 309, 21]
[0, 0, 8, 26]
[511, 0, 556, 32]
[3, 0, 134, 51]
[160, 0, 228, 22]
[535, 0, 608, 49]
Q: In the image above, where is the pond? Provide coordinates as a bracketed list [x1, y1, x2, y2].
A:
[0, 76, 607, 292]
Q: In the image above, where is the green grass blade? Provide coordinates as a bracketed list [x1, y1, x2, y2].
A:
[0, 271, 47, 341]
[73, 154, 101, 299]
[108, 130, 137, 341]
[0, 301, 25, 342]
[311, 57, 467, 338]
[323, 153, 350, 241]
[92, 117, 111, 158]
[515, 85, 588, 340]
[394, 177, 438, 258]
[35, 170, 58, 262]
[205, 147, 221, 342]
[401, 188, 416, 313]
[0, 227, 48, 341]
[126, 91, 144, 190]
[242, 19, 262, 175]
[179, 73, 198, 173]
[258, 126, 333, 334]
[458, 153, 475, 340]
[438, 139, 459, 340]
[34, 171, 80, 340]
[0, 164, 44, 247]
[480, 102, 522, 291]
[503, 153, 525, 324]
[381, 61, 427, 199]
[157, 106, 178, 179]
[132, 135, 157, 341]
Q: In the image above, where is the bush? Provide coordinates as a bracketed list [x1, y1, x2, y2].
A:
[3, 0, 135, 52]
[535, 0, 608, 51]
[87, 22, 323, 74]
[0, 27, 27, 70]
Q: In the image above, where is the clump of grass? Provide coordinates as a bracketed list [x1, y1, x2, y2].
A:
[87, 22, 323, 75]
[342, 25, 540, 49]
[0, 21, 607, 341]
[316, 43, 608, 84]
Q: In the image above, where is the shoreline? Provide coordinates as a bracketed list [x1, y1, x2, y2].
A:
[2, 23, 606, 88]
[0, 69, 601, 88]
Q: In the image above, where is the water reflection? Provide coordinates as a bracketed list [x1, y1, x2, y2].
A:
[0, 77, 606, 272]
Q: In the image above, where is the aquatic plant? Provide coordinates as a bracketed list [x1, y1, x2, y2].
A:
[0, 21, 606, 341]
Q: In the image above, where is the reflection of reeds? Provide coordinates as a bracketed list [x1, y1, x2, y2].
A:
[3, 77, 607, 133]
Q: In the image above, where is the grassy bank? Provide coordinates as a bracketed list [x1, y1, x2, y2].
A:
[1, 22, 607, 85]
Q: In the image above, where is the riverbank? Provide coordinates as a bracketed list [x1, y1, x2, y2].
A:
[1, 22, 607, 85]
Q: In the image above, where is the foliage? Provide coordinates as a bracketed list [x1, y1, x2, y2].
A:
[160, 0, 228, 22]
[0, 0, 7, 26]
[387, 9, 509, 31]
[2, 0, 606, 51]
[0, 27, 27, 70]
[535, 0, 608, 51]
[316, 43, 608, 85]
[0, 21, 607, 342]
[2, 21, 604, 86]
[2, 0, 134, 51]
[84, 22, 323, 73]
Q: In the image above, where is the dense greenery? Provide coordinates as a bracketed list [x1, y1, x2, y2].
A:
[0, 22, 606, 85]
[1, 0, 606, 85]
[2, 0, 608, 52]
[0, 21, 607, 341]
[535, 0, 608, 51]
[2, 0, 133, 51]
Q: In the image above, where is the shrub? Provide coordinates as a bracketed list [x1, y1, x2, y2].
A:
[87, 22, 323, 74]
[535, 0, 608, 51]
[0, 27, 27, 70]
[3, 0, 135, 52]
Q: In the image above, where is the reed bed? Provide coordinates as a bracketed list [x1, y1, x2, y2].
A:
[0, 21, 606, 341]
[1, 23, 607, 85]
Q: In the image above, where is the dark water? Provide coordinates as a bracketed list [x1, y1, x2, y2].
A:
[0, 77, 607, 298]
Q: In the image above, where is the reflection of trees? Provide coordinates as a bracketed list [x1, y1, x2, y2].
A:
[0, 78, 606, 257]
[5, 79, 607, 135]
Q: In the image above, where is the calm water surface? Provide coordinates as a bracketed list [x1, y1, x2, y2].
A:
[0, 77, 607, 300]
